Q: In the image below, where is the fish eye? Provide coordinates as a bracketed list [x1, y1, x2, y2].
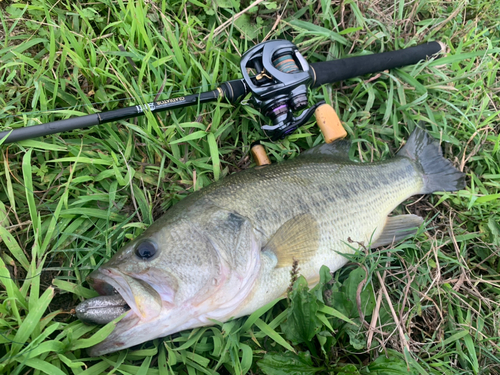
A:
[135, 239, 158, 260]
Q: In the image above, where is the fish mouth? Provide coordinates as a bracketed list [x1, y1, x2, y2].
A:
[91, 277, 118, 296]
[87, 268, 163, 324]
[81, 267, 170, 356]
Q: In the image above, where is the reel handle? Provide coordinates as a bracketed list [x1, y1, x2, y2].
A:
[250, 103, 348, 165]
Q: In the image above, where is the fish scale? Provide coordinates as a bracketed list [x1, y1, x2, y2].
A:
[76, 128, 465, 356]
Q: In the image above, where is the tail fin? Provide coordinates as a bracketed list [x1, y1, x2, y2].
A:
[397, 127, 465, 194]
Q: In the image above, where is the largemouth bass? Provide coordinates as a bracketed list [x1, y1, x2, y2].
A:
[76, 128, 465, 356]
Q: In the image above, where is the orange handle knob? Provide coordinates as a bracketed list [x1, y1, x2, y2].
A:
[315, 104, 347, 144]
[251, 142, 271, 166]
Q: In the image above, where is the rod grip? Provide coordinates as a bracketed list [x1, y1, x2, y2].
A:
[310, 41, 444, 88]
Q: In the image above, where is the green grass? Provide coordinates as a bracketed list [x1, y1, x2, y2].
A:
[1, 0, 500, 374]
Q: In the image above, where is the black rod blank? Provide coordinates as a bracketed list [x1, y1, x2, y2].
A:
[0, 89, 223, 144]
[0, 78, 249, 144]
[0, 113, 101, 144]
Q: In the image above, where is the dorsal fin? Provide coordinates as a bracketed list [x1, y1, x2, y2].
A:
[301, 140, 352, 160]
[263, 214, 320, 268]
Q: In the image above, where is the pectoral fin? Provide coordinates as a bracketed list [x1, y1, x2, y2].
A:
[371, 214, 423, 248]
[264, 214, 320, 268]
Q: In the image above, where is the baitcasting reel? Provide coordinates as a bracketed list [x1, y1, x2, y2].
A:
[240, 40, 322, 141]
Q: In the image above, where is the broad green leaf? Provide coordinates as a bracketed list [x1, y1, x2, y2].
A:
[0, 201, 8, 227]
[240, 297, 281, 333]
[0, 38, 47, 60]
[136, 356, 153, 375]
[2, 156, 16, 211]
[344, 267, 375, 318]
[282, 276, 322, 344]
[169, 130, 207, 145]
[52, 279, 98, 299]
[318, 305, 357, 326]
[18, 340, 65, 360]
[474, 193, 500, 203]
[0, 257, 24, 325]
[0, 225, 30, 270]
[55, 353, 87, 369]
[59, 208, 126, 221]
[207, 133, 220, 181]
[487, 216, 500, 246]
[361, 349, 418, 374]
[17, 139, 66, 151]
[132, 183, 152, 225]
[310, 265, 332, 302]
[15, 321, 61, 357]
[239, 343, 253, 374]
[234, 14, 259, 40]
[47, 157, 113, 165]
[441, 329, 470, 346]
[77, 361, 111, 375]
[22, 149, 39, 234]
[462, 332, 479, 373]
[345, 324, 366, 350]
[174, 328, 207, 351]
[290, 20, 348, 44]
[69, 318, 120, 350]
[257, 351, 324, 375]
[429, 48, 500, 66]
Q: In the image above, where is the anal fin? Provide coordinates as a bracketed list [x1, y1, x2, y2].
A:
[264, 214, 320, 268]
[371, 214, 424, 248]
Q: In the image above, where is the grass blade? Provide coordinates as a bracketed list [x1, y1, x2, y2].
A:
[11, 287, 54, 356]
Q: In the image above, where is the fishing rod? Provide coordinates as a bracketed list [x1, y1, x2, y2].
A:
[0, 40, 444, 144]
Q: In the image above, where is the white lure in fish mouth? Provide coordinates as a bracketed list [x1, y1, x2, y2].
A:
[82, 268, 175, 356]
[90, 269, 163, 322]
